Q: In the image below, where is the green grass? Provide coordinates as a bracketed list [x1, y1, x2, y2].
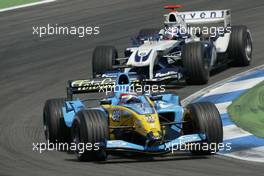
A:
[228, 81, 264, 138]
[0, 0, 40, 9]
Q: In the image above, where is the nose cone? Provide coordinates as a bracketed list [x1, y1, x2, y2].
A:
[146, 131, 162, 145]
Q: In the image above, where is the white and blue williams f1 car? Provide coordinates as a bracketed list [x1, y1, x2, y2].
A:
[43, 73, 223, 161]
[92, 5, 252, 85]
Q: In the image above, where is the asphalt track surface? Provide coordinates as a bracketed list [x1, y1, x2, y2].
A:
[0, 0, 264, 175]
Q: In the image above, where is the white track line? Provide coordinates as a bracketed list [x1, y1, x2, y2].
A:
[221, 146, 264, 163]
[0, 0, 56, 13]
[215, 102, 252, 140]
[182, 64, 264, 106]
[223, 125, 251, 140]
[200, 77, 264, 97]
[215, 102, 231, 114]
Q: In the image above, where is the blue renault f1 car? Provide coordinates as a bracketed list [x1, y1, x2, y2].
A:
[43, 73, 223, 161]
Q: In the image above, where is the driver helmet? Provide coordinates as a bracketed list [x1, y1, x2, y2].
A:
[119, 93, 141, 104]
[163, 23, 180, 40]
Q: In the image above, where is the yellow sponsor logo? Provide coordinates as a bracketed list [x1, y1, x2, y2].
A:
[71, 78, 114, 91]
[71, 78, 140, 91]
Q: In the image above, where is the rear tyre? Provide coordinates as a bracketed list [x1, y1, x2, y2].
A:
[183, 102, 223, 155]
[43, 98, 70, 143]
[227, 25, 252, 66]
[71, 110, 108, 161]
[92, 45, 118, 76]
[182, 42, 210, 85]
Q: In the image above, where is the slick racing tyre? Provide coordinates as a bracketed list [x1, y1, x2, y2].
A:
[92, 45, 118, 76]
[227, 25, 253, 66]
[183, 102, 223, 155]
[43, 98, 70, 143]
[71, 110, 108, 161]
[182, 42, 210, 85]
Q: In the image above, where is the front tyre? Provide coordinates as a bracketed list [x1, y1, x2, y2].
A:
[43, 98, 70, 143]
[92, 45, 118, 76]
[182, 42, 210, 85]
[183, 102, 223, 155]
[71, 110, 108, 161]
[228, 25, 253, 66]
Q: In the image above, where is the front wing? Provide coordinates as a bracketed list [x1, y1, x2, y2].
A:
[105, 133, 205, 153]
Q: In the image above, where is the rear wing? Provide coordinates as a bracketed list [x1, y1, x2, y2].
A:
[66, 76, 140, 100]
[165, 9, 231, 27]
